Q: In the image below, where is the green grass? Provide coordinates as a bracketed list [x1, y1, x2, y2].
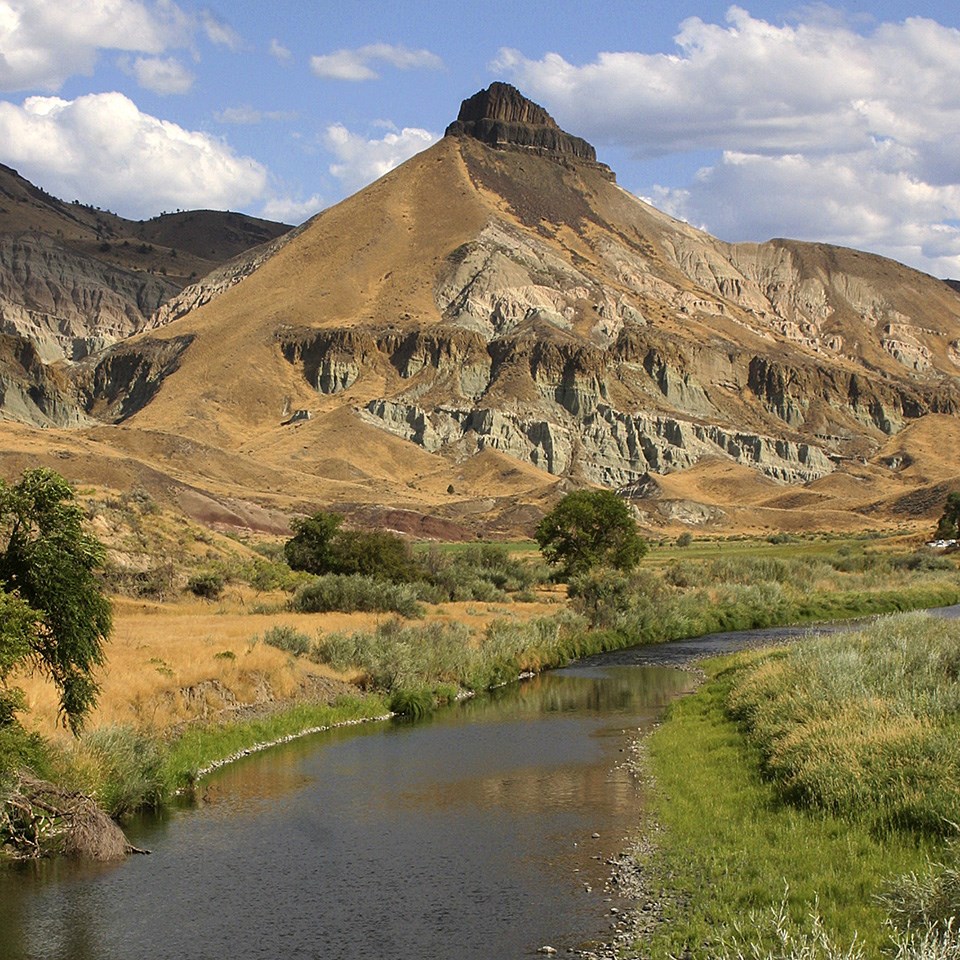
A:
[727, 613, 960, 836]
[161, 695, 389, 790]
[644, 660, 934, 960]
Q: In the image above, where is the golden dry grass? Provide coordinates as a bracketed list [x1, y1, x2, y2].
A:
[15, 591, 562, 743]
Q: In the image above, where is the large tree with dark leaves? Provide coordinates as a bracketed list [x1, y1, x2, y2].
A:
[0, 468, 112, 734]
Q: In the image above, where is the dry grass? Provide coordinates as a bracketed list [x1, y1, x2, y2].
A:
[15, 591, 561, 741]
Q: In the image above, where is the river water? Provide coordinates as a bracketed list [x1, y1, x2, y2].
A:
[5, 607, 958, 960]
[0, 665, 694, 960]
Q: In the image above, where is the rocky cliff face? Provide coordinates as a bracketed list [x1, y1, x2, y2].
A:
[0, 162, 289, 369]
[0, 234, 178, 361]
[445, 83, 612, 176]
[273, 88, 960, 493]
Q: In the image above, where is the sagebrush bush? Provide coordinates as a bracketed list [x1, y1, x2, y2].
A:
[186, 571, 225, 600]
[261, 625, 313, 657]
[292, 574, 424, 617]
[882, 841, 960, 935]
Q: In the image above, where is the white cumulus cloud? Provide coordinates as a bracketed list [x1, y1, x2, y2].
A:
[127, 55, 194, 95]
[201, 10, 242, 51]
[495, 8, 960, 276]
[269, 38, 292, 64]
[0, 92, 268, 219]
[259, 193, 324, 225]
[0, 0, 192, 91]
[324, 123, 437, 193]
[310, 43, 442, 82]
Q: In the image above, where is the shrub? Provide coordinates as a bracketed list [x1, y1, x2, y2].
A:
[186, 571, 225, 600]
[292, 574, 423, 618]
[261, 625, 313, 657]
[677, 531, 693, 547]
[881, 841, 960, 936]
[284, 511, 416, 581]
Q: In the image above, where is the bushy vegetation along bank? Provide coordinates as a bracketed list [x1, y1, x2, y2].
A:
[640, 612, 960, 960]
[571, 548, 960, 643]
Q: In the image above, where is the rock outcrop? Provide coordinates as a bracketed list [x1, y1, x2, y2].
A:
[445, 83, 613, 177]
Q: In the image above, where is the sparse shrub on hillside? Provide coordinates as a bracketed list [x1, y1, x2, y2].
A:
[261, 625, 312, 657]
[676, 531, 693, 547]
[186, 571, 224, 600]
[292, 574, 423, 618]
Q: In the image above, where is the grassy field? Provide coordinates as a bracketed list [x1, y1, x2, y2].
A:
[642, 612, 960, 960]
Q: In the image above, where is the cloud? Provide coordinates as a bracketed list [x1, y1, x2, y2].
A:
[213, 105, 297, 125]
[259, 193, 324, 225]
[201, 10, 241, 51]
[269, 38, 291, 63]
[0, 92, 267, 219]
[127, 55, 194, 94]
[310, 43, 442, 82]
[324, 123, 437, 193]
[495, 8, 960, 275]
[0, 0, 192, 92]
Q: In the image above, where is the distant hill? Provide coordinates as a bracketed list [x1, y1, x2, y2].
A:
[0, 162, 290, 360]
[1, 84, 959, 538]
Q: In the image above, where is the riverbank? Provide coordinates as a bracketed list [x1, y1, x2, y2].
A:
[592, 610, 960, 960]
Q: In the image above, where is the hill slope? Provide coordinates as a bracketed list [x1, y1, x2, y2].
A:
[0, 162, 290, 361]
[3, 83, 960, 536]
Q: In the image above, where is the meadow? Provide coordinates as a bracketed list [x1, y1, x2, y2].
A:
[642, 612, 960, 960]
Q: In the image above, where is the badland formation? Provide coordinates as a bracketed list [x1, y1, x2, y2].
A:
[2, 82, 960, 538]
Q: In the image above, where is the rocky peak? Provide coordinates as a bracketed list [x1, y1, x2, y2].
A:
[445, 82, 603, 168]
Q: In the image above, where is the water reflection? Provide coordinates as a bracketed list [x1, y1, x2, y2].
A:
[0, 665, 693, 960]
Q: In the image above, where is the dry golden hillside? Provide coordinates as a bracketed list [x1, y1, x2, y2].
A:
[1, 84, 959, 537]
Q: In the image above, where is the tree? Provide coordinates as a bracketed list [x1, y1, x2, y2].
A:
[935, 492, 960, 541]
[535, 490, 646, 577]
[0, 469, 112, 734]
[284, 512, 344, 574]
[284, 511, 415, 582]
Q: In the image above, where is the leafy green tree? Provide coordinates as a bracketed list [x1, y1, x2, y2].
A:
[935, 492, 960, 541]
[0, 468, 112, 734]
[284, 511, 415, 582]
[284, 512, 344, 574]
[535, 490, 646, 577]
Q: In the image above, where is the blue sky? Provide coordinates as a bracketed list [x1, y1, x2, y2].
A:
[2, 2, 960, 276]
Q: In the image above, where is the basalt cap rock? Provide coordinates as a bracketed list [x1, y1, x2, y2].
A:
[445, 82, 600, 165]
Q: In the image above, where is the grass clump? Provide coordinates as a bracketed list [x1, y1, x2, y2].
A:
[68, 726, 166, 819]
[726, 613, 960, 835]
[261, 625, 313, 657]
[569, 551, 960, 648]
[292, 574, 424, 617]
[311, 612, 587, 701]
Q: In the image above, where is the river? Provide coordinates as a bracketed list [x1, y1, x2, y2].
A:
[4, 608, 958, 960]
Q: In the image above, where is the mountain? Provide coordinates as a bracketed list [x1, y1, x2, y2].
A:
[3, 83, 960, 537]
[0, 162, 290, 362]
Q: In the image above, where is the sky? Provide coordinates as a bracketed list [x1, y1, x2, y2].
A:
[2, 1, 960, 277]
